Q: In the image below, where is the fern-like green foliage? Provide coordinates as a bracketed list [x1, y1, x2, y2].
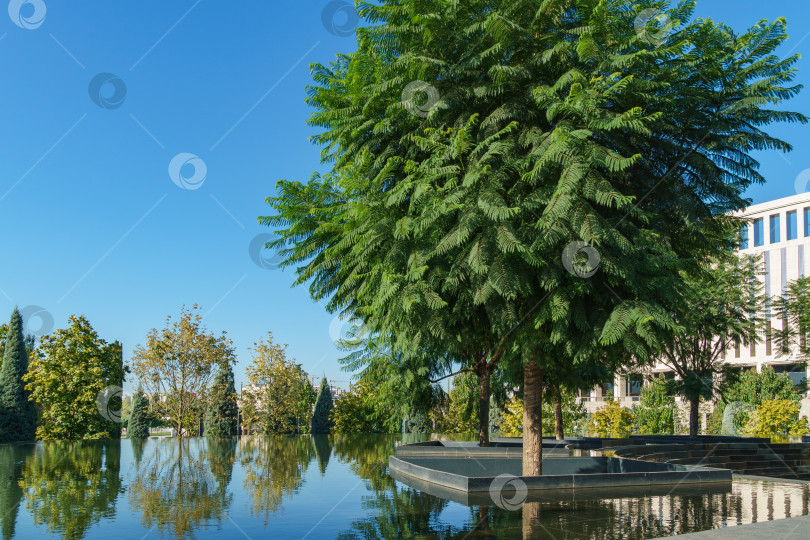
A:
[262, 0, 805, 445]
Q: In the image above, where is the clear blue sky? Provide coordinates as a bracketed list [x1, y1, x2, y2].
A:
[0, 1, 808, 392]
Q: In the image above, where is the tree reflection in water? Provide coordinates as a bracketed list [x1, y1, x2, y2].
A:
[0, 444, 35, 540]
[239, 435, 313, 524]
[331, 434, 456, 539]
[331, 434, 399, 492]
[127, 438, 235, 539]
[1, 435, 807, 539]
[312, 435, 332, 475]
[18, 441, 122, 540]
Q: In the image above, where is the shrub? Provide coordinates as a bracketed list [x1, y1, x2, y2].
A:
[588, 398, 635, 438]
[741, 399, 810, 439]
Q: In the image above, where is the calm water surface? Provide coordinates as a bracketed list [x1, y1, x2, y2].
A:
[0, 435, 808, 539]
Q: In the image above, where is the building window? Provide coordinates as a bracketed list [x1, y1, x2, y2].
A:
[735, 341, 740, 358]
[770, 214, 781, 243]
[753, 218, 765, 246]
[772, 364, 808, 391]
[601, 380, 614, 398]
[750, 340, 756, 357]
[765, 320, 772, 356]
[626, 374, 643, 397]
[739, 225, 749, 249]
[805, 208, 810, 237]
[787, 210, 798, 240]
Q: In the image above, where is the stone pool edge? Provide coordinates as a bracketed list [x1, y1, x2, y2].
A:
[388, 454, 732, 493]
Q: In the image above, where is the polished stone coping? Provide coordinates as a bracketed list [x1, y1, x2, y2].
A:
[389, 441, 732, 495]
[389, 462, 733, 506]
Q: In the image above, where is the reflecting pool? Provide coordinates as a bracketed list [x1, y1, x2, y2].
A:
[0, 435, 808, 539]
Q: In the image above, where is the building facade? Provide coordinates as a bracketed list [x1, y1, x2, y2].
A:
[578, 192, 810, 422]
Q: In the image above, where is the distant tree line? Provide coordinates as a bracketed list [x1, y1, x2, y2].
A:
[0, 304, 338, 443]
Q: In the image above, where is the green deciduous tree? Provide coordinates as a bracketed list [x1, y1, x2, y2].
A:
[242, 333, 313, 434]
[0, 308, 37, 443]
[311, 376, 334, 434]
[128, 390, 150, 440]
[132, 305, 235, 437]
[204, 362, 239, 438]
[659, 251, 766, 437]
[25, 315, 126, 440]
[338, 334, 445, 434]
[724, 366, 800, 405]
[331, 380, 397, 434]
[263, 0, 805, 476]
[633, 377, 676, 435]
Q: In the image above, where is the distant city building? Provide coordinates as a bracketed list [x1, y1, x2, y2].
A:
[577, 192, 810, 422]
[311, 379, 347, 400]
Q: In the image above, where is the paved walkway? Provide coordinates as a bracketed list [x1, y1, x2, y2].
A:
[657, 515, 810, 539]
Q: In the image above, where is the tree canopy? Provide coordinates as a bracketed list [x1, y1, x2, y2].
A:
[25, 315, 127, 440]
[263, 0, 805, 472]
[131, 305, 235, 436]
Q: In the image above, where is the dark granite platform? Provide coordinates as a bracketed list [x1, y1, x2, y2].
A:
[389, 440, 732, 496]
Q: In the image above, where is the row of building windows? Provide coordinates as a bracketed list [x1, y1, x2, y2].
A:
[589, 365, 807, 399]
[741, 208, 810, 249]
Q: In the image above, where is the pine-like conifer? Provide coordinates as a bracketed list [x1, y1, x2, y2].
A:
[204, 362, 239, 437]
[311, 377, 334, 434]
[128, 390, 150, 440]
[0, 308, 37, 442]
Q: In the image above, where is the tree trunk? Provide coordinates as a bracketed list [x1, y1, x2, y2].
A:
[478, 363, 491, 447]
[689, 396, 700, 438]
[476, 506, 490, 531]
[552, 388, 564, 441]
[522, 358, 543, 476]
[522, 501, 542, 540]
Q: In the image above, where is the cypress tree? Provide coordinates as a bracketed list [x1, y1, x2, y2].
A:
[0, 323, 8, 366]
[312, 435, 332, 475]
[204, 362, 239, 437]
[128, 390, 150, 439]
[311, 377, 333, 434]
[0, 308, 37, 443]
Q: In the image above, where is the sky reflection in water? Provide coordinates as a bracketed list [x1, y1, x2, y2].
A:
[0, 436, 808, 539]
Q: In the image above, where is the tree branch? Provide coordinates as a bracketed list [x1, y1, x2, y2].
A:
[430, 368, 472, 383]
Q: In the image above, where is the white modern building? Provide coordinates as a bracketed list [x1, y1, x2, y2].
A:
[578, 192, 810, 422]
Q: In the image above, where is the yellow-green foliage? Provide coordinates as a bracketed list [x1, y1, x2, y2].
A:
[429, 373, 479, 434]
[741, 399, 810, 439]
[588, 399, 635, 438]
[499, 397, 523, 436]
[330, 381, 374, 433]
